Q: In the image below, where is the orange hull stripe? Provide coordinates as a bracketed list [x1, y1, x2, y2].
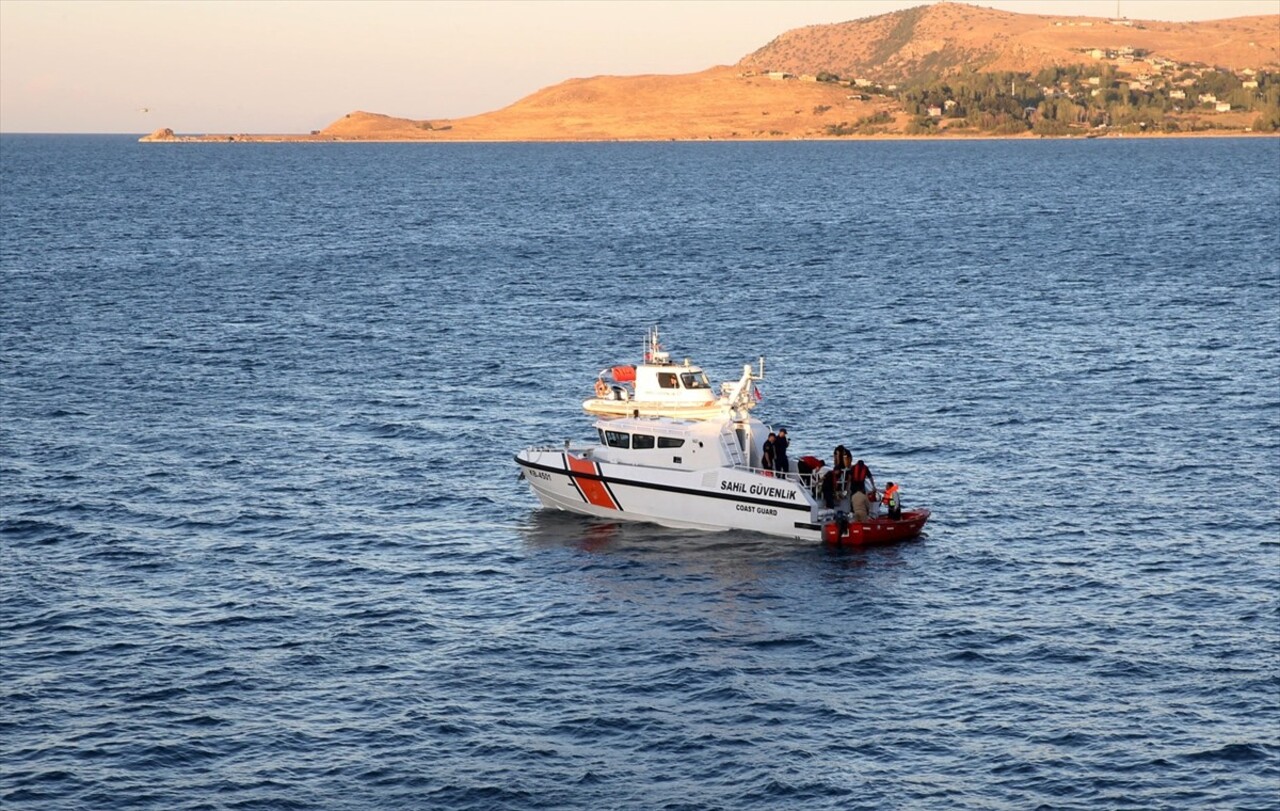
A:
[566, 455, 619, 510]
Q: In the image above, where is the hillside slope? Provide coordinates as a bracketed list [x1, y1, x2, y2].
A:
[737, 2, 1279, 81]
[317, 67, 893, 141]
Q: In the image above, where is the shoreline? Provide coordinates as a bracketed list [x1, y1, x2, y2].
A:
[139, 130, 1279, 144]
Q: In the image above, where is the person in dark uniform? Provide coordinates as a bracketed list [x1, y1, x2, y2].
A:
[823, 445, 849, 508]
[762, 432, 776, 475]
[773, 427, 789, 476]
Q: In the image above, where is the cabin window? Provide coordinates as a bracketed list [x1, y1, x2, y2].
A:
[632, 434, 655, 450]
[657, 372, 679, 389]
[657, 437, 685, 448]
[681, 372, 711, 389]
[604, 430, 630, 449]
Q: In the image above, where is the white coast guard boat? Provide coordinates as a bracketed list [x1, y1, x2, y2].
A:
[583, 327, 762, 420]
[518, 367, 931, 544]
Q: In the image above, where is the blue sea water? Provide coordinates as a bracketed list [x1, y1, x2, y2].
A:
[1, 134, 1278, 810]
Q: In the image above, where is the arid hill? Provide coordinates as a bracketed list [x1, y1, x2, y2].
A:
[142, 2, 1280, 143]
[738, 1, 1279, 81]
[311, 68, 895, 142]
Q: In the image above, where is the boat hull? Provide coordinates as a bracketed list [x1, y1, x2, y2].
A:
[515, 448, 824, 541]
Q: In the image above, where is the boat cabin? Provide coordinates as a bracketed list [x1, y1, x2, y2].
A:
[588, 415, 770, 471]
[600, 359, 718, 407]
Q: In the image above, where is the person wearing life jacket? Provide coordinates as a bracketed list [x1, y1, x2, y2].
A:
[850, 459, 876, 501]
[881, 481, 901, 520]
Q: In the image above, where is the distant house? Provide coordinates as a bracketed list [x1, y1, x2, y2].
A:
[1170, 89, 1186, 100]
[1199, 93, 1218, 104]
[944, 99, 958, 110]
[799, 74, 817, 82]
[854, 78, 873, 88]
[1090, 49, 1107, 60]
[766, 72, 793, 81]
[927, 106, 943, 118]
[1243, 80, 1259, 89]
[1215, 102, 1232, 112]
[1087, 76, 1102, 86]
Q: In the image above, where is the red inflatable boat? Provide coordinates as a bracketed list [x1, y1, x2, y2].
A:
[822, 508, 931, 546]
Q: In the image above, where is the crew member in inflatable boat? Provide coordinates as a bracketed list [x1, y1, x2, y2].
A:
[850, 458, 875, 500]
[881, 482, 901, 520]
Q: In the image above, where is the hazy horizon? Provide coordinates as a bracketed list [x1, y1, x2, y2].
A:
[2, 0, 1277, 134]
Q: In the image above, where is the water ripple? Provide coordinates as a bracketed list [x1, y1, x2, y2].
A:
[1, 135, 1277, 809]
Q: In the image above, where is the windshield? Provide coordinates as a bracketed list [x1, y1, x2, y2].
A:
[681, 372, 711, 389]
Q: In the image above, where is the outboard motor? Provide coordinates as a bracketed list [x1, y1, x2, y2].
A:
[823, 511, 849, 544]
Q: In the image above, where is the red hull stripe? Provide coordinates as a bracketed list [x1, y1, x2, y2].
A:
[566, 455, 620, 511]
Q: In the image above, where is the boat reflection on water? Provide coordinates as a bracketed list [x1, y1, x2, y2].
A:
[514, 511, 624, 550]
[521, 510, 803, 556]
[520, 510, 626, 553]
[519, 508, 924, 565]
[817, 528, 927, 571]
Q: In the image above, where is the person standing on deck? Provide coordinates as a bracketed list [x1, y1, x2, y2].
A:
[773, 428, 790, 476]
[850, 459, 876, 501]
[762, 433, 776, 477]
[823, 445, 849, 507]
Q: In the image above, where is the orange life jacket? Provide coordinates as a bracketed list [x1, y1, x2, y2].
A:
[881, 483, 899, 506]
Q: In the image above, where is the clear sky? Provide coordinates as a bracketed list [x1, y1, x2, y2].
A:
[1, 0, 1276, 133]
